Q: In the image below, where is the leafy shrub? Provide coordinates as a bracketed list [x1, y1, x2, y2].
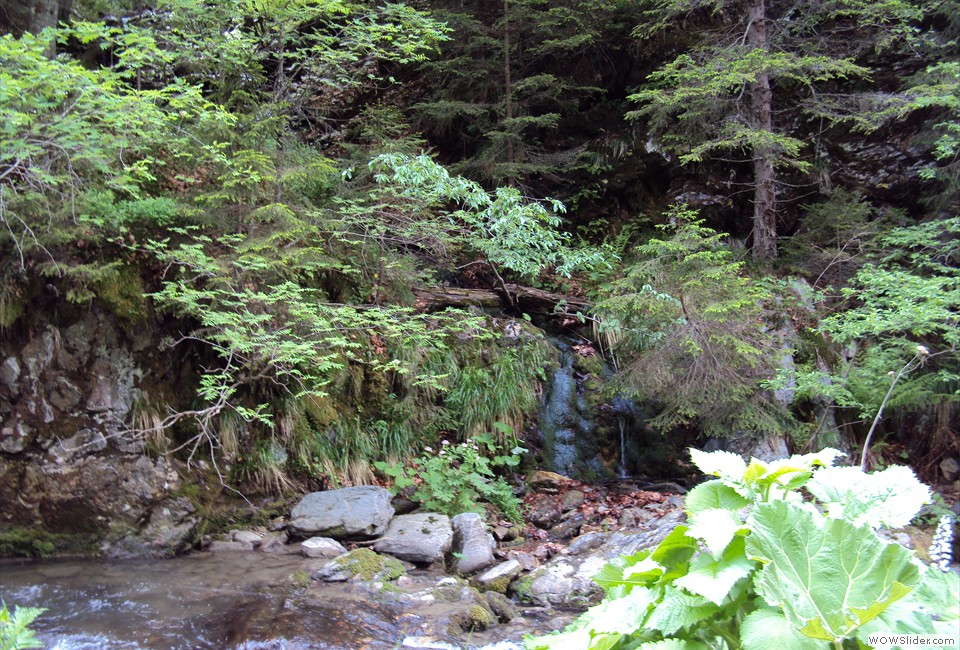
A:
[376, 432, 525, 523]
[0, 602, 45, 650]
[527, 448, 959, 649]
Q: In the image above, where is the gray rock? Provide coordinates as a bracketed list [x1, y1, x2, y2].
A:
[47, 429, 107, 463]
[451, 512, 496, 574]
[288, 486, 395, 539]
[941, 457, 960, 483]
[375, 512, 453, 564]
[1, 420, 34, 454]
[259, 532, 294, 553]
[564, 531, 606, 556]
[48, 377, 82, 412]
[527, 494, 562, 529]
[301, 536, 347, 558]
[506, 550, 538, 572]
[208, 540, 254, 552]
[473, 559, 522, 592]
[48, 428, 107, 463]
[525, 556, 605, 607]
[21, 329, 56, 379]
[231, 530, 263, 546]
[0, 357, 20, 394]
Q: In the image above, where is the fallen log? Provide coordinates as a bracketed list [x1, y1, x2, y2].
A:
[414, 284, 591, 316]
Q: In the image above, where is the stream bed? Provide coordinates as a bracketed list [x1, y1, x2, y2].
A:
[0, 552, 552, 649]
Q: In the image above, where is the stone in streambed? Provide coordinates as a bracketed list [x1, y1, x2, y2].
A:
[288, 486, 394, 539]
[374, 512, 453, 564]
[301, 536, 347, 558]
[451, 512, 495, 574]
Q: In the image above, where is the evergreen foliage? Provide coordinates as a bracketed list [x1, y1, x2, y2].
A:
[595, 206, 794, 438]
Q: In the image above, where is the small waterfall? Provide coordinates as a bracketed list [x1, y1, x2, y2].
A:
[611, 396, 638, 479]
[539, 340, 592, 475]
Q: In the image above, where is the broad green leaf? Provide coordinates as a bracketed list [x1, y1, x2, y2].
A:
[747, 500, 923, 642]
[685, 480, 750, 514]
[805, 465, 931, 528]
[594, 550, 663, 591]
[741, 608, 827, 650]
[689, 448, 746, 482]
[686, 508, 745, 558]
[585, 587, 658, 635]
[743, 459, 768, 485]
[857, 567, 960, 643]
[645, 586, 720, 635]
[588, 634, 625, 650]
[674, 537, 756, 605]
[651, 525, 698, 567]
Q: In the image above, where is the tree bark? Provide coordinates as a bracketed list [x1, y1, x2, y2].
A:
[502, 0, 516, 183]
[747, 0, 778, 260]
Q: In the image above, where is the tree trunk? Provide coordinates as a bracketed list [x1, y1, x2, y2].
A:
[503, 0, 515, 182]
[747, 0, 778, 260]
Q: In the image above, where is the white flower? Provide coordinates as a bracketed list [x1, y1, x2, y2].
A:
[917, 345, 929, 356]
[930, 515, 954, 573]
[423, 446, 433, 453]
[441, 440, 450, 446]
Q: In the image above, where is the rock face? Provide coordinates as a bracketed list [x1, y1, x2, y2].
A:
[374, 513, 453, 564]
[288, 486, 395, 539]
[0, 307, 201, 558]
[451, 512, 496, 574]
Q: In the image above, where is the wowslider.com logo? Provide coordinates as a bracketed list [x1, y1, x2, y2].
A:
[867, 635, 959, 648]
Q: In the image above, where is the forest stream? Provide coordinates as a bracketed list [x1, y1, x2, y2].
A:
[0, 552, 573, 649]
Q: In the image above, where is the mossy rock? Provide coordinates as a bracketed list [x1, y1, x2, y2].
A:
[96, 265, 148, 322]
[0, 527, 99, 558]
[484, 591, 519, 622]
[572, 352, 606, 378]
[319, 547, 407, 582]
[449, 602, 497, 633]
[508, 571, 541, 604]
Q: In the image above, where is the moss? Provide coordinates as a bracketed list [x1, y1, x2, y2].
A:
[508, 572, 540, 604]
[572, 352, 606, 378]
[450, 603, 497, 633]
[0, 293, 24, 329]
[484, 591, 519, 622]
[476, 573, 514, 595]
[327, 548, 407, 582]
[96, 265, 148, 322]
[290, 570, 313, 589]
[0, 527, 99, 558]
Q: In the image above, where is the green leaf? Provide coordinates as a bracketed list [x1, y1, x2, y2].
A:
[741, 608, 828, 650]
[686, 508, 746, 558]
[685, 480, 751, 514]
[856, 566, 960, 642]
[584, 587, 658, 635]
[805, 465, 931, 528]
[689, 448, 746, 482]
[645, 586, 721, 635]
[674, 537, 756, 605]
[650, 525, 699, 567]
[746, 500, 923, 642]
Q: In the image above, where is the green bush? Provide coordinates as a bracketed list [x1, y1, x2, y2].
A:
[376, 431, 525, 523]
[527, 448, 959, 649]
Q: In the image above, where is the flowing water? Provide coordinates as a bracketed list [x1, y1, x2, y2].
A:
[0, 553, 417, 649]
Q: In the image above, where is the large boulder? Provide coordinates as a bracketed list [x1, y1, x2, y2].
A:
[288, 486, 395, 540]
[374, 513, 453, 564]
[450, 512, 496, 574]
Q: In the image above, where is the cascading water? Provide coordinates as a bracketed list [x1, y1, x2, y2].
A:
[537, 337, 648, 479]
[538, 339, 593, 476]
